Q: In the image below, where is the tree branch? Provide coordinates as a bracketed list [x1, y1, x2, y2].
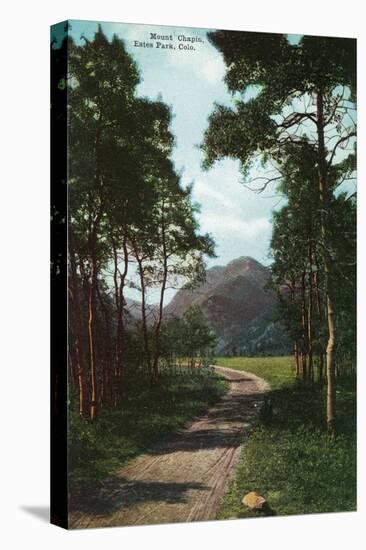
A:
[278, 111, 316, 130]
[327, 130, 356, 170]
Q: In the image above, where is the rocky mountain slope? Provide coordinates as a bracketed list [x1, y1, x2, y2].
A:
[164, 256, 289, 355]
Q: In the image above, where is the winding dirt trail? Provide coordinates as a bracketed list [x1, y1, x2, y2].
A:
[69, 366, 269, 529]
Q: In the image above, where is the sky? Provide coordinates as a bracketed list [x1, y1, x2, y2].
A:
[51, 21, 355, 305]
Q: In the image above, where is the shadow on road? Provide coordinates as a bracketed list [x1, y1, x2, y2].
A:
[70, 478, 208, 515]
[147, 392, 261, 454]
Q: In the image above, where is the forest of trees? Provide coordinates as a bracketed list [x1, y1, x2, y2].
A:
[53, 28, 216, 422]
[53, 27, 356, 439]
[269, 144, 356, 385]
[201, 32, 356, 435]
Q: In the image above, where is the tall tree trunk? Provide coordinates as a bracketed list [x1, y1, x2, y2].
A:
[69, 230, 87, 418]
[153, 202, 168, 382]
[314, 260, 322, 319]
[317, 90, 336, 436]
[111, 239, 121, 405]
[118, 236, 129, 395]
[96, 282, 114, 405]
[313, 260, 324, 384]
[301, 271, 307, 382]
[87, 111, 105, 420]
[87, 215, 103, 421]
[94, 317, 105, 406]
[111, 236, 128, 404]
[88, 256, 98, 421]
[307, 236, 314, 382]
[290, 283, 300, 376]
[133, 245, 152, 377]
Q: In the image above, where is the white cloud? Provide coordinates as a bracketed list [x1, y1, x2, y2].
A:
[200, 56, 226, 84]
[193, 179, 237, 211]
[200, 212, 271, 239]
[165, 44, 226, 85]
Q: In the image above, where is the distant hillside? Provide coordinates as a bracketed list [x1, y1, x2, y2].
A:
[124, 297, 158, 328]
[164, 256, 290, 355]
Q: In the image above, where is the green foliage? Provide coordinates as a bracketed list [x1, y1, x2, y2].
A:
[68, 368, 227, 496]
[215, 357, 356, 518]
[63, 26, 217, 417]
[329, 193, 356, 362]
[201, 31, 356, 176]
[182, 306, 217, 359]
[67, 26, 178, 268]
[161, 306, 217, 366]
[201, 30, 357, 399]
[269, 174, 356, 370]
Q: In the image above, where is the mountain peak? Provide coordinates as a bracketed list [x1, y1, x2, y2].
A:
[225, 256, 266, 269]
[164, 255, 287, 354]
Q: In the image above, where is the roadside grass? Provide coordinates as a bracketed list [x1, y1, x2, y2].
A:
[68, 367, 227, 499]
[215, 356, 356, 518]
[215, 356, 295, 390]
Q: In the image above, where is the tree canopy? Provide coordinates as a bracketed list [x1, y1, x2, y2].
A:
[201, 30, 356, 434]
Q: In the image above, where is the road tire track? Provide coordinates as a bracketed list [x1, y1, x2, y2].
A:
[69, 366, 269, 529]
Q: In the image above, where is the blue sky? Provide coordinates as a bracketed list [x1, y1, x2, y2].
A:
[54, 21, 284, 265]
[52, 21, 355, 304]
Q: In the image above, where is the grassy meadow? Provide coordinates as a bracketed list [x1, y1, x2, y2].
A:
[215, 356, 356, 518]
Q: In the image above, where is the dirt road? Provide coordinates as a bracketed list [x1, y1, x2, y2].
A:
[69, 366, 269, 529]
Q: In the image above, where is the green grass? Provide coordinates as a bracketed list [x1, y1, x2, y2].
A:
[215, 356, 356, 518]
[215, 356, 295, 389]
[68, 367, 227, 498]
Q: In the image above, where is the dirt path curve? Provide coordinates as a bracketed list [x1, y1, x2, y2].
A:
[69, 366, 269, 529]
